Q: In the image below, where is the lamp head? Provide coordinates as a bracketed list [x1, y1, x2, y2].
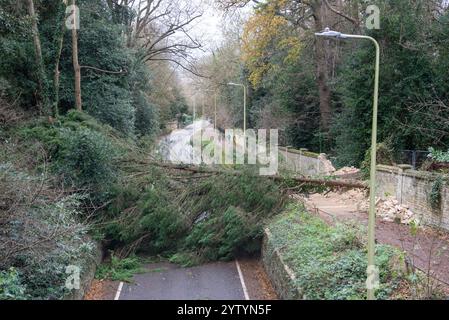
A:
[315, 27, 347, 39]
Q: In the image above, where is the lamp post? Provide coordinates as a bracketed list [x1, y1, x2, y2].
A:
[193, 94, 197, 121]
[227, 82, 247, 134]
[204, 89, 218, 129]
[315, 27, 380, 300]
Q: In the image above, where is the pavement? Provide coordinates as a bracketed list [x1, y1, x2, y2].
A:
[117, 262, 247, 300]
[302, 192, 449, 289]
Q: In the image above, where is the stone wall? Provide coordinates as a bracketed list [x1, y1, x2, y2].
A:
[376, 165, 449, 231]
[64, 242, 103, 300]
[261, 228, 303, 300]
[279, 148, 335, 177]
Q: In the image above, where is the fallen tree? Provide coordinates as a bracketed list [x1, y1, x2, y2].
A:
[119, 159, 368, 190]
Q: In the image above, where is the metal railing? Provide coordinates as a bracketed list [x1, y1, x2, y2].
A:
[396, 150, 429, 170]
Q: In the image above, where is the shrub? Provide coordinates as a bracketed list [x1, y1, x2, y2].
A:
[429, 176, 444, 212]
[84, 81, 136, 136]
[0, 268, 28, 300]
[134, 94, 160, 138]
[95, 254, 144, 282]
[0, 164, 96, 299]
[55, 127, 118, 189]
[361, 142, 395, 179]
[428, 147, 449, 163]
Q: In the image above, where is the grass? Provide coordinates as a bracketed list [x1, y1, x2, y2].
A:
[95, 254, 147, 282]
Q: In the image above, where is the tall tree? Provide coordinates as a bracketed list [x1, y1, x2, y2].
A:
[53, 0, 68, 116]
[106, 0, 204, 76]
[219, 0, 359, 132]
[70, 0, 82, 111]
[26, 0, 50, 114]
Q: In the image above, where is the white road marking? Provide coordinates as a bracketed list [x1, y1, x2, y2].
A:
[235, 260, 250, 300]
[114, 282, 124, 300]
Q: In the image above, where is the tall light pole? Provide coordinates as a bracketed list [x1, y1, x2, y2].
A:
[204, 89, 218, 128]
[193, 94, 197, 121]
[315, 28, 380, 300]
[228, 82, 247, 134]
[214, 93, 217, 129]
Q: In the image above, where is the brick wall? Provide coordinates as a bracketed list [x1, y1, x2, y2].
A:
[376, 165, 449, 231]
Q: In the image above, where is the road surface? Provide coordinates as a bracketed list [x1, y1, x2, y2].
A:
[117, 262, 248, 300]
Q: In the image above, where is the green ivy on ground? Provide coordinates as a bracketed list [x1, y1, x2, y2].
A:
[267, 204, 407, 300]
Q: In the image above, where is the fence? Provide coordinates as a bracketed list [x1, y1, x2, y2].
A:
[396, 150, 429, 170]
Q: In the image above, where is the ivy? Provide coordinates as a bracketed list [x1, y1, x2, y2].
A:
[429, 176, 444, 212]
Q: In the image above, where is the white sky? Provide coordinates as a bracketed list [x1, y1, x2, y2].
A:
[177, 0, 253, 86]
[186, 0, 254, 57]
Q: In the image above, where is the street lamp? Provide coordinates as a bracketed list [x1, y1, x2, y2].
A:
[204, 89, 218, 129]
[227, 82, 247, 134]
[315, 27, 380, 300]
[192, 94, 197, 121]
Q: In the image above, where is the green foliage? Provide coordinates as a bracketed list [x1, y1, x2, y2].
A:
[0, 268, 28, 300]
[102, 170, 187, 254]
[0, 163, 96, 299]
[134, 93, 160, 138]
[101, 167, 286, 263]
[429, 176, 444, 212]
[169, 252, 203, 268]
[332, 0, 449, 166]
[360, 142, 395, 179]
[17, 111, 122, 190]
[55, 127, 118, 188]
[178, 169, 285, 261]
[95, 254, 144, 282]
[428, 148, 449, 163]
[251, 46, 321, 148]
[183, 206, 257, 261]
[267, 205, 406, 300]
[1, 0, 160, 136]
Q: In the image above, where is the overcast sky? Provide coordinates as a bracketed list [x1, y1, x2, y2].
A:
[188, 0, 254, 57]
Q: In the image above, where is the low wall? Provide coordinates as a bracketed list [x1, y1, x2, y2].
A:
[376, 165, 449, 230]
[279, 148, 335, 177]
[261, 228, 302, 300]
[64, 242, 103, 300]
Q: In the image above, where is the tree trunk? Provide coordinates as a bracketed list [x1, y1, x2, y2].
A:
[27, 0, 49, 115]
[143, 161, 368, 190]
[71, 0, 82, 111]
[312, 0, 332, 132]
[53, 3, 68, 117]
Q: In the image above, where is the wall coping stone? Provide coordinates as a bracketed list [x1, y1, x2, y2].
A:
[377, 165, 448, 181]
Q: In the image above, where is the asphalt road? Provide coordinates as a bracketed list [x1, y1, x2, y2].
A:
[118, 262, 247, 300]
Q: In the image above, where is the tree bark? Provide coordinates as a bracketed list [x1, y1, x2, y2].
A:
[53, 3, 68, 117]
[71, 0, 82, 111]
[312, 0, 332, 132]
[27, 0, 49, 115]
[141, 161, 368, 190]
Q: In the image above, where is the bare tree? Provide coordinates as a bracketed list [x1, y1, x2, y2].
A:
[107, 0, 205, 77]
